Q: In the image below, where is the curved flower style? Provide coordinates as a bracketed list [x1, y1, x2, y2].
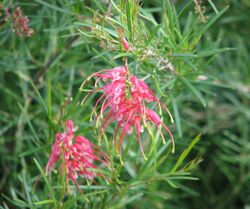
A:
[46, 120, 109, 189]
[81, 66, 175, 159]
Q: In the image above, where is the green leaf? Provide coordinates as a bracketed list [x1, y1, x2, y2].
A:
[21, 172, 33, 207]
[1, 194, 32, 208]
[33, 0, 72, 15]
[33, 158, 56, 206]
[198, 5, 229, 37]
[18, 145, 50, 157]
[169, 53, 197, 58]
[152, 75, 168, 97]
[197, 47, 235, 57]
[166, 179, 177, 188]
[34, 200, 56, 205]
[18, 103, 40, 145]
[180, 77, 206, 107]
[113, 52, 132, 60]
[170, 94, 182, 138]
[171, 134, 201, 173]
[92, 48, 115, 67]
[145, 24, 161, 46]
[126, 0, 133, 38]
[208, 0, 219, 14]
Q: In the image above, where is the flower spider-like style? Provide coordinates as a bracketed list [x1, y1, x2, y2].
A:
[80, 65, 175, 160]
[46, 120, 109, 190]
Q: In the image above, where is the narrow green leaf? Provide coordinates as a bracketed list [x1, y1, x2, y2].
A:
[152, 75, 167, 97]
[192, 80, 233, 89]
[47, 73, 52, 119]
[33, 0, 72, 14]
[113, 52, 132, 60]
[171, 134, 201, 173]
[180, 77, 206, 107]
[197, 47, 235, 57]
[208, 0, 219, 14]
[145, 24, 161, 46]
[33, 158, 56, 205]
[34, 200, 56, 205]
[21, 172, 34, 208]
[169, 53, 197, 58]
[119, 193, 143, 207]
[182, 59, 198, 71]
[170, 94, 182, 138]
[17, 71, 48, 113]
[18, 145, 50, 157]
[110, 0, 125, 18]
[198, 5, 229, 37]
[92, 48, 115, 67]
[166, 179, 177, 188]
[18, 103, 40, 145]
[126, 1, 133, 38]
[1, 194, 31, 208]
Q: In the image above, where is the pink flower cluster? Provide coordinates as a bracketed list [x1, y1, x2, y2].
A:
[5, 7, 33, 37]
[44, 34, 174, 192]
[46, 120, 108, 188]
[84, 66, 174, 159]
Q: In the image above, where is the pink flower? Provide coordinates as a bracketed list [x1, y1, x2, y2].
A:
[46, 120, 109, 189]
[82, 66, 175, 159]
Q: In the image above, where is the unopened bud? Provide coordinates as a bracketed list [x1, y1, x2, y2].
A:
[121, 35, 130, 51]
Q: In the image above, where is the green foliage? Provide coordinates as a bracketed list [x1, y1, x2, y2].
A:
[0, 0, 249, 208]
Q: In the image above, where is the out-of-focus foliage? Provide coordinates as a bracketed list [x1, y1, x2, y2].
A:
[0, 0, 249, 208]
[181, 1, 250, 208]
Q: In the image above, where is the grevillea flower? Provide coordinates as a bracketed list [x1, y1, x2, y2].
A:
[81, 66, 175, 159]
[46, 120, 109, 189]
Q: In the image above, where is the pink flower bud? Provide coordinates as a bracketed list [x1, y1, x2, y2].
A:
[122, 35, 130, 51]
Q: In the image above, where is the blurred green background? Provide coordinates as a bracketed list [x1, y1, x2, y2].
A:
[0, 0, 249, 208]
